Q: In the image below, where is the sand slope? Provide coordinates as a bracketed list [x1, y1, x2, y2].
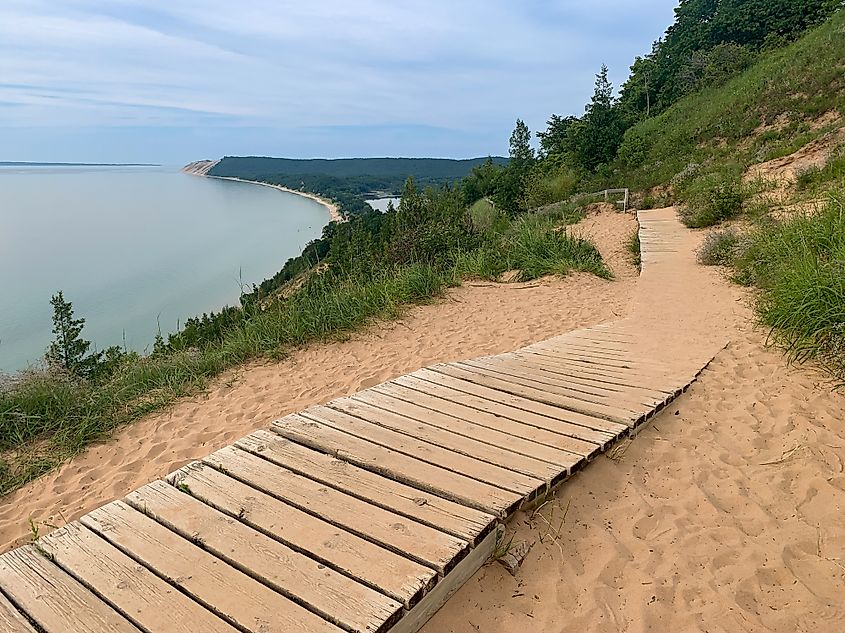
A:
[423, 226, 845, 632]
[0, 210, 637, 552]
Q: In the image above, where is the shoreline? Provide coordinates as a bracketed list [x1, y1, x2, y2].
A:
[206, 174, 344, 224]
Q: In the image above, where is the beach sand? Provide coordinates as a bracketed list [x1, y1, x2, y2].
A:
[2, 208, 843, 632]
[0, 209, 637, 552]
[209, 175, 344, 223]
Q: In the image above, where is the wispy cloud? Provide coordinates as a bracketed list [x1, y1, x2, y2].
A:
[0, 0, 678, 161]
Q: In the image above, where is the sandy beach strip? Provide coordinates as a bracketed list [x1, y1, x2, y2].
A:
[206, 174, 344, 223]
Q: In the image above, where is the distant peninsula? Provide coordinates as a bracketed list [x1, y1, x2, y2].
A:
[1, 161, 160, 167]
[183, 155, 508, 215]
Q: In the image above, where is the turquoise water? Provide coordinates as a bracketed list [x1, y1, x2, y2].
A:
[0, 167, 330, 372]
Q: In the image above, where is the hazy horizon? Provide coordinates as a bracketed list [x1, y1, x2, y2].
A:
[1, 1, 680, 164]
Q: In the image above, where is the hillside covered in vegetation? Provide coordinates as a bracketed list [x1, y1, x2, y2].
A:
[2, 0, 843, 496]
[208, 156, 508, 215]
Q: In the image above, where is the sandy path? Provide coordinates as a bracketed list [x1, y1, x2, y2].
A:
[0, 210, 637, 552]
[424, 217, 845, 632]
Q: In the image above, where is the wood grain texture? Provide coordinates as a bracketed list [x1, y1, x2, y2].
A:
[167, 461, 434, 609]
[126, 481, 402, 633]
[236, 430, 495, 544]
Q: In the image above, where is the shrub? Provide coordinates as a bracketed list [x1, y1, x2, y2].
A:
[678, 169, 746, 228]
[626, 230, 641, 269]
[734, 197, 845, 381]
[697, 228, 743, 265]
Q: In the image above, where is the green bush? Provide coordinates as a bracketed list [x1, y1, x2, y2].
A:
[734, 197, 845, 381]
[697, 228, 743, 265]
[678, 169, 746, 228]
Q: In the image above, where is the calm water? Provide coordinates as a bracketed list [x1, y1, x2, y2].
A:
[0, 167, 330, 372]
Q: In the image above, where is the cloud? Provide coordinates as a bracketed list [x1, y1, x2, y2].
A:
[0, 0, 679, 161]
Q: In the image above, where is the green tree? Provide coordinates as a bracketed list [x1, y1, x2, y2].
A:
[572, 65, 626, 171]
[45, 291, 97, 377]
[536, 114, 578, 157]
[508, 119, 535, 171]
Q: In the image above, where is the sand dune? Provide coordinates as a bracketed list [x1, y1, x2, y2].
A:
[0, 210, 637, 552]
[2, 207, 842, 633]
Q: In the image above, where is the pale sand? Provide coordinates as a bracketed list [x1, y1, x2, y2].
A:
[3, 207, 844, 633]
[0, 209, 637, 552]
[208, 175, 344, 223]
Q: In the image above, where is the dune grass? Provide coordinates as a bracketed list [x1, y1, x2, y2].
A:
[733, 196, 845, 382]
[0, 211, 608, 496]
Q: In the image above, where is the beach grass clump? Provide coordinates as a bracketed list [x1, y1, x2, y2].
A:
[697, 227, 743, 266]
[626, 229, 641, 269]
[734, 196, 845, 381]
[677, 167, 747, 228]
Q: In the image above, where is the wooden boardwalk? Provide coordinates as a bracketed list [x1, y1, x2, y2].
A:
[0, 209, 727, 633]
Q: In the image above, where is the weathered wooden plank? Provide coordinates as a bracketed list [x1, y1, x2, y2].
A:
[0, 546, 134, 633]
[326, 397, 566, 484]
[507, 352, 677, 397]
[126, 481, 402, 633]
[38, 523, 240, 633]
[270, 414, 525, 517]
[81, 501, 342, 633]
[535, 342, 632, 360]
[431, 363, 639, 426]
[350, 388, 583, 467]
[521, 345, 674, 376]
[301, 405, 549, 493]
[0, 589, 37, 633]
[237, 430, 494, 545]
[513, 351, 685, 394]
[391, 373, 615, 448]
[372, 381, 601, 458]
[462, 358, 667, 410]
[168, 462, 433, 609]
[408, 369, 628, 437]
[554, 333, 631, 349]
[389, 525, 503, 633]
[203, 445, 472, 573]
[458, 359, 657, 410]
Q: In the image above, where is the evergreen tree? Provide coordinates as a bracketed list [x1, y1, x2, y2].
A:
[508, 119, 535, 171]
[572, 65, 626, 171]
[45, 291, 96, 377]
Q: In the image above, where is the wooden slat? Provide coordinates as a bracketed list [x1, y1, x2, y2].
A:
[236, 430, 494, 545]
[300, 405, 548, 493]
[554, 333, 631, 349]
[513, 351, 685, 394]
[535, 342, 632, 360]
[326, 397, 566, 484]
[0, 590, 36, 633]
[371, 381, 600, 458]
[522, 345, 675, 377]
[126, 481, 402, 633]
[203, 445, 472, 573]
[429, 364, 639, 426]
[0, 546, 136, 633]
[463, 358, 667, 409]
[391, 373, 615, 449]
[37, 523, 240, 633]
[458, 359, 654, 410]
[408, 369, 628, 437]
[81, 501, 342, 633]
[271, 414, 525, 517]
[168, 462, 434, 609]
[390, 526, 503, 633]
[350, 388, 583, 467]
[507, 352, 677, 396]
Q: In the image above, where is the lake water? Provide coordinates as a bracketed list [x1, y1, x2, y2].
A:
[365, 197, 401, 212]
[0, 166, 330, 372]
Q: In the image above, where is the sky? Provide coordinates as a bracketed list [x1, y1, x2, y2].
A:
[0, 1, 679, 164]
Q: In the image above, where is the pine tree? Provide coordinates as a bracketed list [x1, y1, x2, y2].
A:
[508, 119, 535, 171]
[45, 291, 95, 377]
[573, 65, 626, 171]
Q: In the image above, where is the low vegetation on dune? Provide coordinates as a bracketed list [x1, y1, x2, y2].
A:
[0, 169, 610, 495]
[3, 0, 845, 494]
